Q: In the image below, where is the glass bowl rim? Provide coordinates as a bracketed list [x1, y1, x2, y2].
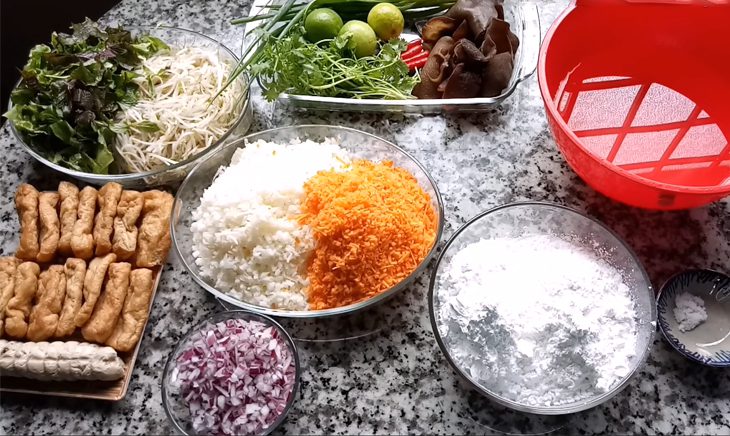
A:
[171, 124, 446, 319]
[427, 201, 657, 415]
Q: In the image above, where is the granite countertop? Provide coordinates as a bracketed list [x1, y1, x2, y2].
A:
[1, 1, 729, 435]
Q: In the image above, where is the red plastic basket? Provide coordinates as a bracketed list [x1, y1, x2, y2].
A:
[538, 0, 730, 210]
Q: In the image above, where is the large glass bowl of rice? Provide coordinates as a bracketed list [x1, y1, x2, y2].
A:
[171, 125, 445, 318]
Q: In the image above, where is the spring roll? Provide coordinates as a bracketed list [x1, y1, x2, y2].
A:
[93, 182, 123, 256]
[27, 265, 66, 341]
[106, 268, 154, 352]
[55, 258, 86, 338]
[136, 191, 174, 267]
[112, 190, 143, 260]
[15, 184, 40, 261]
[37, 192, 60, 263]
[71, 186, 98, 259]
[82, 262, 131, 343]
[74, 253, 116, 327]
[58, 182, 79, 257]
[0, 257, 20, 335]
[4, 262, 40, 339]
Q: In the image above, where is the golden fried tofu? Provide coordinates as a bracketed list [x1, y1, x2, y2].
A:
[58, 182, 80, 257]
[37, 192, 60, 263]
[106, 268, 154, 352]
[82, 262, 131, 343]
[71, 186, 97, 260]
[0, 257, 20, 335]
[4, 262, 40, 338]
[15, 184, 40, 261]
[112, 190, 143, 261]
[74, 253, 116, 327]
[136, 191, 174, 268]
[55, 258, 86, 338]
[27, 265, 66, 341]
[93, 182, 123, 256]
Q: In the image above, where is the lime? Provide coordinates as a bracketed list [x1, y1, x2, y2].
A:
[304, 8, 343, 43]
[367, 3, 405, 41]
[339, 20, 378, 58]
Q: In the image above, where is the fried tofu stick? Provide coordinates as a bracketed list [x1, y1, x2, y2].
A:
[4, 262, 40, 339]
[93, 182, 123, 256]
[136, 191, 174, 268]
[82, 262, 131, 343]
[27, 265, 66, 341]
[55, 258, 86, 338]
[0, 257, 20, 335]
[74, 253, 116, 327]
[37, 192, 60, 263]
[15, 184, 40, 261]
[106, 268, 154, 352]
[71, 186, 97, 260]
[112, 190, 143, 260]
[58, 182, 79, 257]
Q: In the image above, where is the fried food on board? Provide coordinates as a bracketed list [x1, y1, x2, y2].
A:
[82, 262, 131, 343]
[136, 190, 174, 268]
[15, 184, 40, 261]
[74, 253, 116, 327]
[55, 258, 86, 338]
[112, 190, 143, 260]
[4, 262, 40, 339]
[93, 182, 123, 256]
[0, 257, 20, 335]
[71, 186, 98, 260]
[37, 192, 60, 263]
[27, 266, 66, 342]
[106, 268, 153, 352]
[58, 182, 80, 257]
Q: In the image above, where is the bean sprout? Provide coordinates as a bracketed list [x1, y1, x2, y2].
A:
[115, 46, 244, 173]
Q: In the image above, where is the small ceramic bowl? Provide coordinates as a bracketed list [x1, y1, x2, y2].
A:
[657, 269, 730, 367]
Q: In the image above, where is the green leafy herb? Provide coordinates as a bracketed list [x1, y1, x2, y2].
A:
[256, 28, 419, 101]
[3, 19, 168, 174]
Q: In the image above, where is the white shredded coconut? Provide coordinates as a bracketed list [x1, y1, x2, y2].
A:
[436, 234, 639, 407]
[673, 292, 707, 333]
[191, 138, 350, 310]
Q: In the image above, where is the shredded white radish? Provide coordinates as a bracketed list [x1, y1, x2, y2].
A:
[115, 46, 244, 173]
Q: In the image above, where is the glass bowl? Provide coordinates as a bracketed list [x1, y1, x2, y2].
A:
[172, 125, 445, 318]
[161, 310, 300, 435]
[7, 25, 252, 190]
[429, 202, 657, 415]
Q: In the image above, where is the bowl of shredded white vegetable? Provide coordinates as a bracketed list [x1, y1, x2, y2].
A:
[9, 25, 252, 189]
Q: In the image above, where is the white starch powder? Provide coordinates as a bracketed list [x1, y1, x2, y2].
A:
[673, 292, 707, 333]
[436, 234, 639, 407]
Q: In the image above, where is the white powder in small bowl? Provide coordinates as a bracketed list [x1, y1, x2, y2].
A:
[673, 292, 707, 333]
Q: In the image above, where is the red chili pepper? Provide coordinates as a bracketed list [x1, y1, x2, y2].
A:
[401, 39, 424, 61]
[405, 50, 430, 71]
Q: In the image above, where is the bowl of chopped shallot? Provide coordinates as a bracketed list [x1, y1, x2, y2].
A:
[161, 310, 300, 436]
[171, 125, 445, 318]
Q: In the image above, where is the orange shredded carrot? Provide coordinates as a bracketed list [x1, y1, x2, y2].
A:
[299, 160, 438, 310]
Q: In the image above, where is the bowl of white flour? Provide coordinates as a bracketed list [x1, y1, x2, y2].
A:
[429, 202, 656, 415]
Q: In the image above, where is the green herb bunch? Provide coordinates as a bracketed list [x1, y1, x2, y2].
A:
[253, 28, 419, 100]
[4, 19, 168, 174]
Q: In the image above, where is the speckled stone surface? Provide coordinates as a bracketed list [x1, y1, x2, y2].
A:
[2, 1, 730, 435]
